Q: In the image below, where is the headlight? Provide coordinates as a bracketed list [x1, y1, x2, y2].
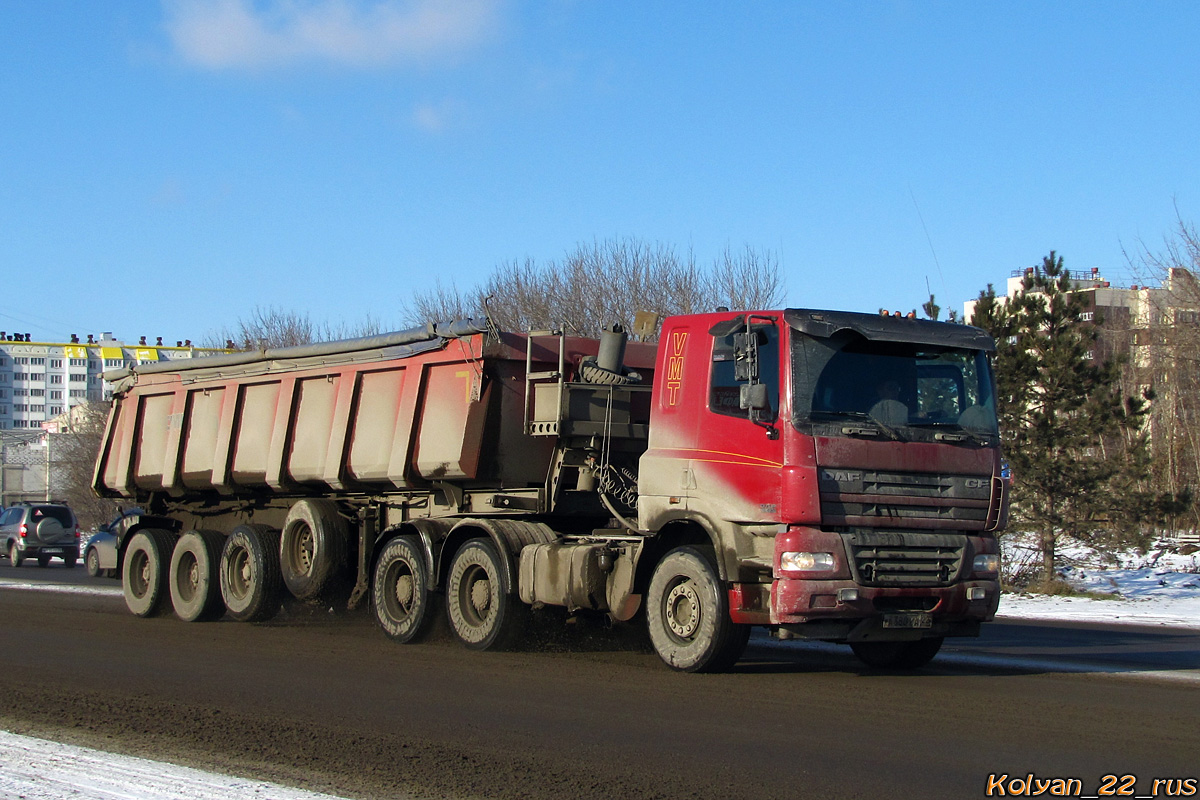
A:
[780, 551, 836, 572]
[973, 554, 1000, 574]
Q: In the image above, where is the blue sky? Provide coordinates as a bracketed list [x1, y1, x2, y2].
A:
[2, 1, 1197, 344]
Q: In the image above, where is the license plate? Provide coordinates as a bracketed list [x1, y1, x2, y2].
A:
[40, 548, 64, 555]
[883, 613, 932, 629]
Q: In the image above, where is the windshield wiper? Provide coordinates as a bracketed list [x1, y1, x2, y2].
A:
[908, 420, 994, 445]
[810, 410, 905, 441]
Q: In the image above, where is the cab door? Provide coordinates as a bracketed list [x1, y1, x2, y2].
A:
[688, 316, 786, 524]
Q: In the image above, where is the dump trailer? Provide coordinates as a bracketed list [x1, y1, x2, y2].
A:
[94, 309, 1007, 672]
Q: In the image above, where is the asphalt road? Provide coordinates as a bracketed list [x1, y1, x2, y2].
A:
[0, 562, 1197, 800]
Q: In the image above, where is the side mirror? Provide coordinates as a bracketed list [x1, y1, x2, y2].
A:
[740, 383, 769, 411]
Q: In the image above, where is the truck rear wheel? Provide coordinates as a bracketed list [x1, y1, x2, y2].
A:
[372, 536, 436, 643]
[446, 538, 525, 651]
[850, 636, 944, 669]
[170, 530, 226, 622]
[220, 525, 283, 622]
[123, 529, 175, 617]
[280, 499, 347, 602]
[647, 547, 750, 673]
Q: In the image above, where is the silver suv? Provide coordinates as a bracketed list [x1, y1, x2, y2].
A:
[1, 503, 80, 567]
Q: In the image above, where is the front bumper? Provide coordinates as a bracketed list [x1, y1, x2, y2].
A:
[771, 576, 1000, 624]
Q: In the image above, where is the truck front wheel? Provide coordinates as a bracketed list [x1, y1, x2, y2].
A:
[446, 538, 525, 651]
[122, 529, 175, 617]
[373, 536, 437, 643]
[647, 547, 750, 673]
[850, 637, 944, 670]
[220, 525, 283, 622]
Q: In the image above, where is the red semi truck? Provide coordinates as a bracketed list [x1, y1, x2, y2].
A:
[94, 309, 1006, 672]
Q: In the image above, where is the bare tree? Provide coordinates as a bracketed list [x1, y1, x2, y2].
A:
[1126, 213, 1200, 528]
[205, 306, 385, 351]
[49, 402, 123, 531]
[403, 237, 785, 341]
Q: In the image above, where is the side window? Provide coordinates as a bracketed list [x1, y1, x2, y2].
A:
[709, 325, 779, 418]
[0, 508, 17, 525]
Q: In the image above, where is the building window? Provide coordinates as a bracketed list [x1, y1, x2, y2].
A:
[89, 360, 99, 370]
[29, 389, 44, 397]
[69, 374, 86, 383]
[1080, 312, 1094, 321]
[30, 405, 44, 413]
[50, 390, 62, 400]
[49, 359, 62, 368]
[14, 357, 28, 365]
[0, 389, 5, 398]
[69, 390, 85, 398]
[29, 372, 44, 381]
[14, 372, 27, 381]
[49, 374, 62, 384]
[30, 357, 45, 365]
[14, 404, 26, 412]
[14, 389, 26, 397]
[69, 358, 87, 367]
[104, 358, 124, 367]
[49, 406, 62, 415]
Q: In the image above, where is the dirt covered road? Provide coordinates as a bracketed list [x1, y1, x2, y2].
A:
[1, 584, 1197, 800]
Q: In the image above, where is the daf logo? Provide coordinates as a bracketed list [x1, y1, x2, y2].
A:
[965, 478, 989, 489]
[822, 470, 862, 482]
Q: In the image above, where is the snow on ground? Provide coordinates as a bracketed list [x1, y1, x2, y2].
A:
[0, 730, 361, 800]
[996, 533, 1200, 628]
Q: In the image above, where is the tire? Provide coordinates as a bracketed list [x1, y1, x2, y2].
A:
[8, 543, 22, 567]
[372, 536, 437, 643]
[280, 499, 348, 602]
[646, 546, 749, 673]
[445, 538, 526, 651]
[122, 529, 176, 617]
[219, 525, 283, 622]
[850, 636, 945, 670]
[169, 530, 226, 622]
[64, 554, 77, 568]
[85, 548, 101, 578]
[37, 554, 51, 568]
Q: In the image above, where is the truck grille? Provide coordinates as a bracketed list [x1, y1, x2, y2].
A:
[818, 468, 994, 530]
[842, 530, 965, 588]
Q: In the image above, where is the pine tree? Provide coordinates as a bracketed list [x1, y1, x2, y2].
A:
[971, 252, 1152, 583]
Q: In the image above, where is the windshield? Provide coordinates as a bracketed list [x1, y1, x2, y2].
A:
[792, 332, 998, 435]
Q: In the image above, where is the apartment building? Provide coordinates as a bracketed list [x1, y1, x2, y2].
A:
[0, 331, 227, 431]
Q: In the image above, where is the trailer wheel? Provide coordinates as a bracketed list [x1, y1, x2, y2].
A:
[446, 538, 525, 651]
[647, 547, 749, 673]
[280, 499, 347, 602]
[850, 636, 944, 670]
[122, 529, 175, 618]
[372, 536, 437, 643]
[170, 530, 226, 622]
[220, 525, 283, 622]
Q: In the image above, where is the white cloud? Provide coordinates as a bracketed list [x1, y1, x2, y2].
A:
[411, 98, 461, 132]
[162, 0, 501, 70]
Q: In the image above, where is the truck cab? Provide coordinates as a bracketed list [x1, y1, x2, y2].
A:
[637, 309, 1005, 668]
